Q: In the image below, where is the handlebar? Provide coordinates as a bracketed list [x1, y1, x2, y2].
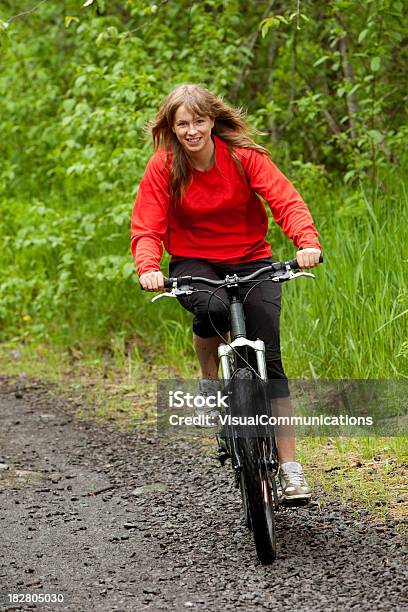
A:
[162, 255, 323, 289]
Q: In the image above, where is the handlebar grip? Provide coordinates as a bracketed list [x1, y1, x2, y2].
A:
[290, 253, 324, 269]
[163, 277, 175, 289]
[139, 277, 175, 291]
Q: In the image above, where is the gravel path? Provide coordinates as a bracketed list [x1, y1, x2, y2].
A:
[0, 379, 406, 611]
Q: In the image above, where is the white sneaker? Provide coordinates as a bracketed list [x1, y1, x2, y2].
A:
[193, 379, 221, 428]
[279, 461, 312, 501]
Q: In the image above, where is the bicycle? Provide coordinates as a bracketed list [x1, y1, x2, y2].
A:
[148, 256, 322, 564]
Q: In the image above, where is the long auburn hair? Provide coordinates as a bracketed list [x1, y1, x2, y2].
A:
[149, 84, 270, 203]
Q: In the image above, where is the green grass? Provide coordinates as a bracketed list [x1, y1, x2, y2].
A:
[1, 176, 407, 379]
[297, 436, 408, 529]
[279, 180, 408, 378]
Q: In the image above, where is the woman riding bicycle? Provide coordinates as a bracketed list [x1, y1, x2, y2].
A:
[131, 84, 321, 502]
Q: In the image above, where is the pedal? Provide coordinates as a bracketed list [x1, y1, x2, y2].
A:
[281, 496, 311, 508]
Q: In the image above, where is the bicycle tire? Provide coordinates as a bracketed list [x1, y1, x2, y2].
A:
[239, 436, 276, 564]
[239, 470, 252, 530]
[228, 369, 277, 564]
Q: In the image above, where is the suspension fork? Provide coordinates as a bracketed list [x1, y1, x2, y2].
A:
[219, 339, 275, 484]
[219, 338, 268, 381]
[218, 305, 270, 472]
[218, 339, 278, 475]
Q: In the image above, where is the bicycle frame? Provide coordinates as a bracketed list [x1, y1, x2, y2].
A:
[214, 277, 280, 493]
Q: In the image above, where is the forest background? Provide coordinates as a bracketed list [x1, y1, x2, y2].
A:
[0, 0, 407, 381]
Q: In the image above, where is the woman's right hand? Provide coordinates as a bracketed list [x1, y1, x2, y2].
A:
[139, 270, 165, 292]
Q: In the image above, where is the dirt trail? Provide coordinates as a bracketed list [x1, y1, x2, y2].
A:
[0, 379, 406, 611]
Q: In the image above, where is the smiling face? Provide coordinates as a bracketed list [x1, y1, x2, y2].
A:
[172, 104, 215, 157]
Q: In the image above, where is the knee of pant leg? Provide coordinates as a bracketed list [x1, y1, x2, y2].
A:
[193, 300, 229, 338]
[209, 299, 229, 323]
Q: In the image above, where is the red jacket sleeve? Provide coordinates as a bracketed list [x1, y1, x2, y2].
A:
[130, 152, 170, 276]
[239, 149, 321, 250]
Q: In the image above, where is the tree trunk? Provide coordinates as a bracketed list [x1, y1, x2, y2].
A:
[230, 0, 276, 103]
[335, 14, 359, 139]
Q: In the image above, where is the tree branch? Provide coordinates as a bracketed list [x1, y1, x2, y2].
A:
[300, 71, 348, 151]
[7, 0, 47, 23]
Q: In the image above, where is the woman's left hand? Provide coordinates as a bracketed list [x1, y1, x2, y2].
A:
[296, 248, 321, 269]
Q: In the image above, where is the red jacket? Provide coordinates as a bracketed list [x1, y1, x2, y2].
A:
[131, 135, 320, 276]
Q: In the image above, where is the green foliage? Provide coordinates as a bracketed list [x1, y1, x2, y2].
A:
[0, 0, 406, 194]
[0, 0, 407, 377]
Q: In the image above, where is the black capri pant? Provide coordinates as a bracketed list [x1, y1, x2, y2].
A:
[168, 257, 289, 398]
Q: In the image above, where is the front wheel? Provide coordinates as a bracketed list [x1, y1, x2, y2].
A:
[239, 436, 276, 564]
[239, 469, 252, 531]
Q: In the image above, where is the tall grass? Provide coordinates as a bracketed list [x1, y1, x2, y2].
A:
[280, 179, 408, 378]
[1, 176, 407, 379]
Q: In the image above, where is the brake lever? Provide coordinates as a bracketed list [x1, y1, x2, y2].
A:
[151, 285, 195, 302]
[291, 270, 316, 279]
[151, 291, 177, 302]
[271, 270, 316, 283]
